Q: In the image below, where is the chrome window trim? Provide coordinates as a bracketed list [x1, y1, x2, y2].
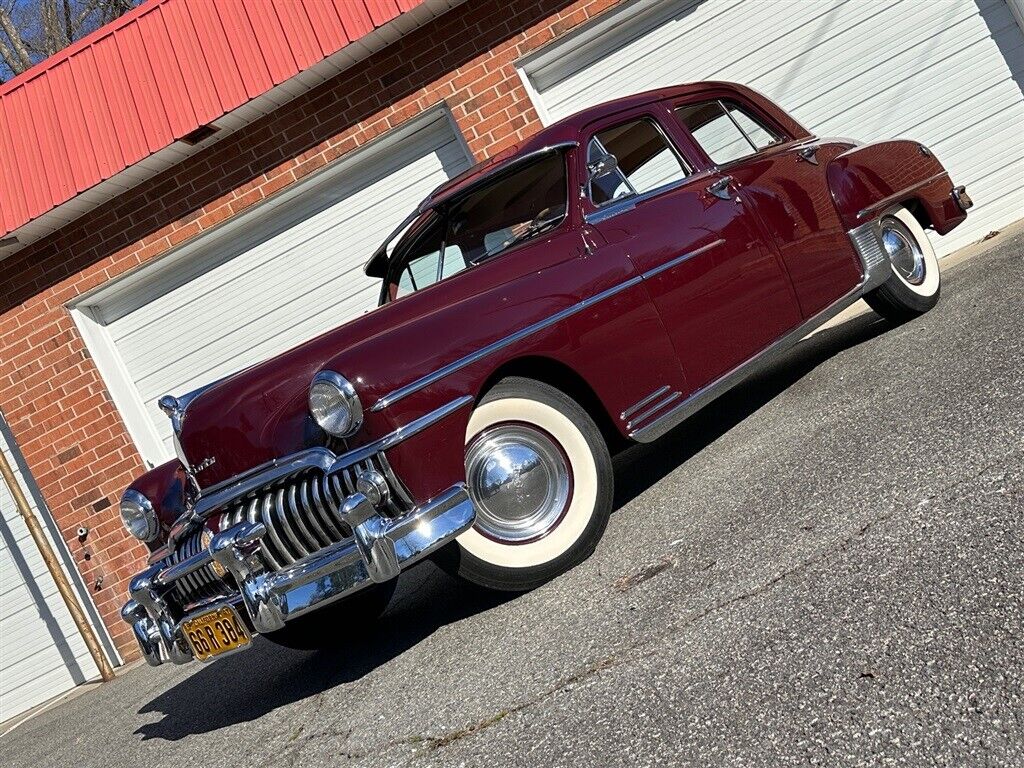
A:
[584, 170, 715, 225]
[585, 116, 693, 215]
[674, 98, 784, 169]
[427, 141, 579, 210]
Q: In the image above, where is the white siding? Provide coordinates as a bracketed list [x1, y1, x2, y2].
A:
[524, 0, 1024, 254]
[0, 432, 100, 723]
[78, 111, 473, 465]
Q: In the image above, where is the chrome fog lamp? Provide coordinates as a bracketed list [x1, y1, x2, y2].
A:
[309, 371, 363, 438]
[120, 489, 159, 542]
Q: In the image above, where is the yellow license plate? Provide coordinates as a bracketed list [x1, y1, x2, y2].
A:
[183, 606, 250, 661]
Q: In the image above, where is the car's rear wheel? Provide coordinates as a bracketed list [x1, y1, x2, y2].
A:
[262, 580, 396, 650]
[445, 377, 613, 592]
[863, 205, 941, 322]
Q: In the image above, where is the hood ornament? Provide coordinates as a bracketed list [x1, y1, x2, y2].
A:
[158, 394, 185, 434]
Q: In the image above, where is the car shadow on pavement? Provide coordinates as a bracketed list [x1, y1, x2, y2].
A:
[612, 309, 891, 509]
[135, 561, 512, 741]
[135, 309, 890, 741]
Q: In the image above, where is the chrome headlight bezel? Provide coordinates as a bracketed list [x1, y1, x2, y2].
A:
[120, 489, 159, 542]
[309, 371, 363, 438]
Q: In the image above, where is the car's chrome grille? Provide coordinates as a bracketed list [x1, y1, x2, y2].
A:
[160, 529, 225, 606]
[216, 453, 410, 570]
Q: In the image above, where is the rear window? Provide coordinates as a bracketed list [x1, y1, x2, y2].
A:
[675, 99, 782, 164]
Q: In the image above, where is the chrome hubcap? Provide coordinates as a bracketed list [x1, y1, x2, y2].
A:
[881, 217, 926, 285]
[465, 424, 572, 543]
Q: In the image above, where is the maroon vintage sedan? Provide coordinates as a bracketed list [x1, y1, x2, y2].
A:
[120, 82, 971, 665]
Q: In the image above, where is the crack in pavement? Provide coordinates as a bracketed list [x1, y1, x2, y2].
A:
[276, 448, 1023, 767]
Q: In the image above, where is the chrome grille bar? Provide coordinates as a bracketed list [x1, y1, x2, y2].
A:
[160, 529, 223, 605]
[166, 452, 409, 608]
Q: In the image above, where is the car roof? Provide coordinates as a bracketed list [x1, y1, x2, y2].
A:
[426, 81, 748, 206]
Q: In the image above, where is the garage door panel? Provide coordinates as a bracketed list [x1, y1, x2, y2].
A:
[746, 2, 986, 101]
[109, 152, 457, 359]
[108, 143, 461, 341]
[83, 112, 472, 461]
[527, 0, 1024, 255]
[118, 200, 403, 388]
[1, 435, 99, 722]
[131, 271, 379, 403]
[788, 20, 1017, 133]
[96, 123, 466, 326]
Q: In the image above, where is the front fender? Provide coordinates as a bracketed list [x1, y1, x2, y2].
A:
[128, 460, 189, 552]
[826, 139, 967, 234]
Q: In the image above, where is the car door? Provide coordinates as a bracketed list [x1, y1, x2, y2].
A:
[581, 109, 802, 405]
[672, 96, 864, 317]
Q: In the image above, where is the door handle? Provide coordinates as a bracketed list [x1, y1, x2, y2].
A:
[797, 146, 819, 165]
[706, 176, 735, 201]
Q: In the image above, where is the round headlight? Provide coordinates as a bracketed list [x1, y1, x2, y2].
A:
[309, 371, 363, 438]
[120, 489, 159, 542]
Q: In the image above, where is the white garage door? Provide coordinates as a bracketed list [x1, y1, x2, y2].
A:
[76, 111, 473, 466]
[521, 0, 1024, 254]
[0, 431, 100, 723]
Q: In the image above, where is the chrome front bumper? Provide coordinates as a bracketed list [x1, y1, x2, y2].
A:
[122, 484, 475, 666]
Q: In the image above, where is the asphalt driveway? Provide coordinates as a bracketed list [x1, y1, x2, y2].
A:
[2, 231, 1022, 767]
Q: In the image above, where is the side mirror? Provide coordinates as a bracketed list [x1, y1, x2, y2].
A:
[587, 152, 619, 183]
[364, 248, 388, 279]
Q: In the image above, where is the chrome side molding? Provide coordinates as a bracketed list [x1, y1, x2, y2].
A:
[372, 239, 725, 412]
[620, 385, 670, 421]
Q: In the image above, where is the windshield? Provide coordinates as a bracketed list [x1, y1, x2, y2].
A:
[383, 151, 568, 302]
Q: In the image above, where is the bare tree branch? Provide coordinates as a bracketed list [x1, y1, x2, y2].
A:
[0, 31, 23, 78]
[63, 0, 73, 46]
[0, 0, 135, 80]
[0, 6, 33, 73]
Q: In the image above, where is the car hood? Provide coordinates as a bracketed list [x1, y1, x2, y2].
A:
[174, 296, 418, 491]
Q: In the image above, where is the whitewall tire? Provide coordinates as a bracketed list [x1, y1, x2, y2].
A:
[864, 205, 941, 322]
[446, 377, 613, 591]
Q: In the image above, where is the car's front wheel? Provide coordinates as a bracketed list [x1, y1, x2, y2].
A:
[863, 205, 941, 323]
[444, 377, 613, 592]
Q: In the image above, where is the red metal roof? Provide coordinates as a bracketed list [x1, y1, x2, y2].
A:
[0, 0, 426, 238]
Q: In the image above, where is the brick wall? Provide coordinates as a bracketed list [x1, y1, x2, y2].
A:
[0, 0, 622, 660]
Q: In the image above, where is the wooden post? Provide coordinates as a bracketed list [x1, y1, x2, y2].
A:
[0, 445, 115, 682]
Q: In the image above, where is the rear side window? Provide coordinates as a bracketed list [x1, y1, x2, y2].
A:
[675, 99, 782, 164]
[588, 118, 690, 205]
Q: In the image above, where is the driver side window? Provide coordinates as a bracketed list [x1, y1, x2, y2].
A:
[386, 152, 569, 302]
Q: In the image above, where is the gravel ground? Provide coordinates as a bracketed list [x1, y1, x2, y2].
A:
[2, 231, 1022, 768]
